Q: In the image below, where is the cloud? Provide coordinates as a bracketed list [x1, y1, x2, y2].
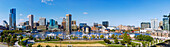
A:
[41, 0, 54, 5]
[19, 19, 24, 22]
[83, 12, 88, 14]
[19, 14, 23, 16]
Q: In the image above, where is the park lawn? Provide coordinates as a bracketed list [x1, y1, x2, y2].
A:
[45, 41, 105, 44]
[21, 38, 29, 41]
[107, 44, 125, 47]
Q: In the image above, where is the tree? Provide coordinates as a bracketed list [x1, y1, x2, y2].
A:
[97, 36, 99, 39]
[100, 35, 104, 39]
[147, 42, 150, 47]
[30, 35, 34, 40]
[111, 34, 115, 39]
[123, 32, 131, 44]
[104, 39, 111, 44]
[39, 37, 42, 41]
[28, 43, 33, 47]
[92, 35, 95, 39]
[114, 37, 118, 44]
[83, 36, 87, 40]
[46, 45, 51, 47]
[156, 39, 158, 43]
[37, 44, 42, 47]
[120, 41, 125, 45]
[142, 42, 146, 47]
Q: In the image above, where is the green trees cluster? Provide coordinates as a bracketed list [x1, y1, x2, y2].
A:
[123, 32, 131, 44]
[104, 39, 111, 44]
[135, 34, 153, 42]
[0, 31, 19, 46]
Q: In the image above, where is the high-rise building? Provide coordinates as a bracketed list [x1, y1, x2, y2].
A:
[39, 17, 46, 26]
[62, 18, 66, 30]
[49, 19, 55, 26]
[9, 8, 16, 30]
[163, 18, 169, 30]
[55, 21, 58, 25]
[102, 21, 109, 28]
[28, 15, 34, 29]
[151, 18, 158, 30]
[93, 23, 98, 27]
[141, 22, 151, 29]
[66, 14, 72, 35]
[71, 20, 76, 25]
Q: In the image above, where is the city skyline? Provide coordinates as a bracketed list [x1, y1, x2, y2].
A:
[1, 0, 170, 27]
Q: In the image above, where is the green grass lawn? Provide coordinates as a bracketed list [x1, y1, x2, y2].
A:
[45, 41, 105, 44]
[45, 41, 125, 47]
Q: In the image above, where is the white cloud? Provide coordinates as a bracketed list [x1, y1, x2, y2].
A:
[41, 0, 54, 5]
[19, 19, 24, 22]
[83, 12, 88, 14]
[19, 14, 23, 16]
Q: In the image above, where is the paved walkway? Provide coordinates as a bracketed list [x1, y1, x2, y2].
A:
[14, 41, 22, 47]
[0, 43, 8, 47]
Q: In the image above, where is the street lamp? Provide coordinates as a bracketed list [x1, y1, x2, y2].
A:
[163, 13, 170, 32]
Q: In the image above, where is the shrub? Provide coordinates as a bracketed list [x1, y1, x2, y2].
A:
[104, 39, 111, 44]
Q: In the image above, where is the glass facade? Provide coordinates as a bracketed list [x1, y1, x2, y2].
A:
[102, 21, 109, 28]
[50, 19, 55, 26]
[163, 18, 169, 30]
[9, 8, 16, 30]
[39, 17, 46, 26]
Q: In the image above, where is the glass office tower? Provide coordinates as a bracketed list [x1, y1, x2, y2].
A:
[9, 8, 16, 30]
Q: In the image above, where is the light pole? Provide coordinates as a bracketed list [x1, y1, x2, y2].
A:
[163, 13, 170, 32]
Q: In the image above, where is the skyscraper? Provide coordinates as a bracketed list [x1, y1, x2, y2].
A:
[141, 22, 151, 29]
[163, 18, 169, 30]
[151, 18, 158, 30]
[49, 19, 55, 26]
[66, 14, 72, 35]
[28, 15, 34, 29]
[102, 21, 109, 28]
[39, 17, 46, 26]
[62, 18, 66, 30]
[9, 8, 16, 30]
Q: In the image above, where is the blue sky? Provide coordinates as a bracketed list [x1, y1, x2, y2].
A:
[0, 0, 170, 27]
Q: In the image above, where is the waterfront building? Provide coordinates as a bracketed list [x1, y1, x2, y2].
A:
[93, 23, 98, 27]
[39, 17, 46, 26]
[25, 21, 29, 25]
[62, 18, 66, 30]
[66, 14, 72, 35]
[159, 21, 163, 30]
[72, 24, 78, 31]
[79, 23, 87, 30]
[102, 21, 109, 28]
[151, 18, 158, 30]
[28, 15, 34, 29]
[82, 26, 91, 34]
[141, 22, 151, 29]
[49, 19, 55, 26]
[163, 18, 169, 31]
[33, 22, 39, 28]
[71, 20, 76, 25]
[37, 25, 47, 30]
[9, 8, 16, 30]
[48, 19, 58, 30]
